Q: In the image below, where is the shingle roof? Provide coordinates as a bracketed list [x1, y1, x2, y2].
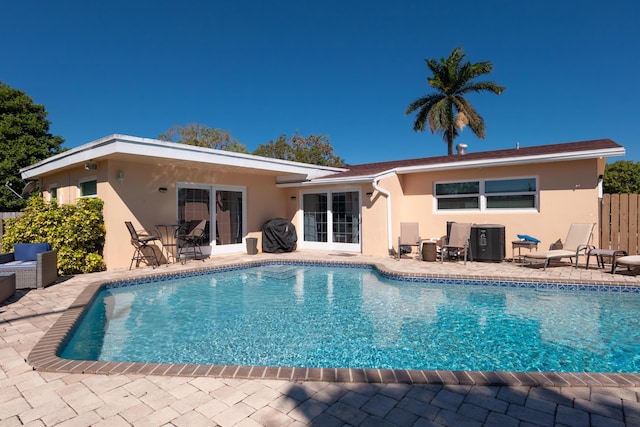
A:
[321, 139, 623, 179]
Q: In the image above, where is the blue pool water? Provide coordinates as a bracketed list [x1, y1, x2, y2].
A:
[61, 264, 640, 373]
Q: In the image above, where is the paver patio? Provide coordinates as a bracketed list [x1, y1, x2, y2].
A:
[2, 251, 640, 426]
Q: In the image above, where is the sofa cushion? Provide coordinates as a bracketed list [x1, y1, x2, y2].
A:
[13, 243, 51, 262]
[0, 260, 37, 269]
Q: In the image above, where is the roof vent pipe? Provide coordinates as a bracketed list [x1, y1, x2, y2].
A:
[456, 143, 467, 155]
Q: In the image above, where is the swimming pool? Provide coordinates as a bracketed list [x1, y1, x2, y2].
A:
[59, 262, 640, 374]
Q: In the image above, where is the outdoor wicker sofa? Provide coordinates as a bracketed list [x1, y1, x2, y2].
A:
[0, 243, 58, 289]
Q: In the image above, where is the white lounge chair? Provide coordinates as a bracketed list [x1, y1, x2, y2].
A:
[524, 223, 595, 270]
[612, 255, 640, 274]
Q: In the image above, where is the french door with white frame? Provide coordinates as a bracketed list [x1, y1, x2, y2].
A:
[299, 189, 361, 252]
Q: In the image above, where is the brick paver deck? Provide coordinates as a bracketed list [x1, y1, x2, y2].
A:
[3, 251, 640, 426]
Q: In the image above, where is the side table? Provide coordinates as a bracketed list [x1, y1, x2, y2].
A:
[512, 240, 538, 263]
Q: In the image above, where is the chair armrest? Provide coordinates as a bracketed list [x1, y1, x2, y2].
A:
[36, 250, 58, 289]
[0, 252, 15, 264]
[576, 244, 593, 255]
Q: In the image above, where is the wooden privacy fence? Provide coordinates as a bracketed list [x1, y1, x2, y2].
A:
[600, 194, 640, 254]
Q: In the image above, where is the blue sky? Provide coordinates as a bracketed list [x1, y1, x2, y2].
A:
[2, 0, 638, 165]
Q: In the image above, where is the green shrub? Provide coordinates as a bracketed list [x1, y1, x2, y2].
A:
[2, 196, 106, 275]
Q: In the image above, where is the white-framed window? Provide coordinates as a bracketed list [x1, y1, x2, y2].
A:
[49, 185, 58, 201]
[435, 177, 537, 211]
[79, 178, 97, 198]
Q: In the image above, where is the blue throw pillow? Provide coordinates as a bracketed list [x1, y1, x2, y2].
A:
[517, 234, 540, 243]
[13, 243, 51, 262]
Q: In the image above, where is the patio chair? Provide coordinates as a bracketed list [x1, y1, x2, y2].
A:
[441, 222, 472, 264]
[0, 243, 58, 289]
[177, 219, 207, 263]
[125, 221, 160, 269]
[397, 222, 423, 260]
[523, 223, 595, 270]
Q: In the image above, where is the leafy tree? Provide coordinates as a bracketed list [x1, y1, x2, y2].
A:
[603, 160, 640, 193]
[0, 81, 64, 210]
[253, 131, 345, 167]
[158, 123, 249, 153]
[405, 47, 505, 155]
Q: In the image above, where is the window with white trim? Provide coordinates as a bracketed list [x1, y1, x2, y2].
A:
[435, 177, 537, 211]
[79, 178, 97, 198]
[49, 185, 58, 201]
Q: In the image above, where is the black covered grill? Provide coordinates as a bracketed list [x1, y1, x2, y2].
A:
[262, 218, 297, 253]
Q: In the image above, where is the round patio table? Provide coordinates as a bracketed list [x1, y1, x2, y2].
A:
[155, 224, 181, 264]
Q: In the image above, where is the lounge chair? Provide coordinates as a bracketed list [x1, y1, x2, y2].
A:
[397, 222, 423, 260]
[125, 221, 160, 269]
[612, 255, 640, 274]
[524, 223, 595, 270]
[441, 222, 472, 264]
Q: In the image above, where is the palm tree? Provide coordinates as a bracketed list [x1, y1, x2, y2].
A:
[405, 47, 505, 155]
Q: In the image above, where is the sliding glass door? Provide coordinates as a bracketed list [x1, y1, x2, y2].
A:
[177, 184, 246, 255]
[300, 189, 360, 252]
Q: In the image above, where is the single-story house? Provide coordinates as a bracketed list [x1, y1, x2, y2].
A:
[20, 134, 625, 270]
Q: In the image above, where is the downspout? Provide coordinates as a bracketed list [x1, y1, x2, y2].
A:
[372, 172, 396, 255]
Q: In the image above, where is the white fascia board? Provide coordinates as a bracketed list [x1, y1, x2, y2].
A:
[276, 146, 626, 187]
[277, 175, 376, 188]
[276, 171, 397, 188]
[21, 134, 345, 179]
[394, 147, 626, 174]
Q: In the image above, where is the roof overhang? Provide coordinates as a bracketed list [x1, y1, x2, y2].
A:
[279, 144, 626, 187]
[20, 134, 345, 182]
[394, 146, 626, 174]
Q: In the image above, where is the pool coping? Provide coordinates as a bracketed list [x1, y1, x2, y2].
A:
[26, 258, 640, 387]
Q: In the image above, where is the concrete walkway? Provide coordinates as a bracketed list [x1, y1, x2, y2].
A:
[2, 252, 640, 426]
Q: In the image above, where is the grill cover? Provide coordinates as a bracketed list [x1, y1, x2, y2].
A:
[261, 218, 297, 253]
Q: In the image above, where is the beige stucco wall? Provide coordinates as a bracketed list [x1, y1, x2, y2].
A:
[364, 158, 605, 259]
[38, 155, 606, 269]
[41, 159, 291, 270]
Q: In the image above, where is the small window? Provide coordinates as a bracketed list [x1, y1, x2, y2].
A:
[49, 186, 58, 200]
[79, 179, 97, 197]
[436, 181, 480, 210]
[485, 178, 536, 209]
[485, 178, 536, 193]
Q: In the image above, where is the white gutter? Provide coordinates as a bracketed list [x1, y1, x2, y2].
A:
[372, 171, 396, 254]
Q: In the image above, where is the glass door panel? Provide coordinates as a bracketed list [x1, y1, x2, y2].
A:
[178, 187, 210, 244]
[215, 190, 243, 245]
[332, 191, 359, 244]
[303, 193, 328, 242]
